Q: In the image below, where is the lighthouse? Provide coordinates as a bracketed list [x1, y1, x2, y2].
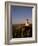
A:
[25, 19, 29, 26]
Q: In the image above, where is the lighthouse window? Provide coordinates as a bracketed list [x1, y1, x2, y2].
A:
[11, 6, 32, 38]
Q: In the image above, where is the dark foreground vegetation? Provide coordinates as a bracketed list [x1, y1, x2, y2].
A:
[12, 24, 32, 38]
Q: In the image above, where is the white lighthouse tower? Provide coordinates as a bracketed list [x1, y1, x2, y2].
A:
[25, 19, 29, 26]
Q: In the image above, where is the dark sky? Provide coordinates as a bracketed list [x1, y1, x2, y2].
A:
[11, 6, 32, 24]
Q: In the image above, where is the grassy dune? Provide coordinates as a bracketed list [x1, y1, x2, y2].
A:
[12, 23, 32, 38]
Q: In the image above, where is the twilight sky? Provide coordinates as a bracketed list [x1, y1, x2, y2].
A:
[11, 6, 32, 24]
